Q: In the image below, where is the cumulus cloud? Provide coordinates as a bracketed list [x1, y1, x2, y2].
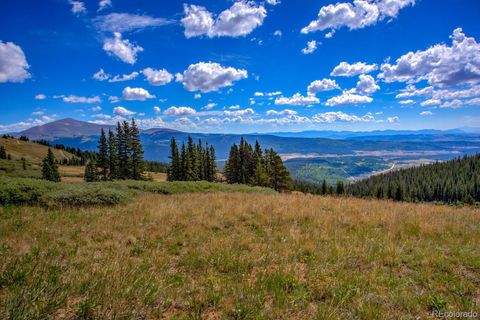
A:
[440, 99, 463, 109]
[103, 32, 143, 64]
[266, 0, 281, 5]
[0, 116, 56, 133]
[153, 106, 161, 114]
[177, 62, 248, 92]
[93, 68, 110, 81]
[420, 111, 433, 116]
[353, 74, 380, 95]
[274, 30, 282, 37]
[98, 0, 112, 12]
[90, 106, 102, 112]
[387, 116, 400, 123]
[266, 109, 297, 116]
[70, 1, 86, 15]
[275, 93, 320, 106]
[142, 68, 173, 86]
[35, 94, 46, 100]
[325, 91, 373, 106]
[331, 61, 378, 77]
[109, 71, 139, 82]
[312, 111, 375, 123]
[307, 79, 340, 95]
[302, 40, 317, 54]
[122, 87, 155, 101]
[203, 103, 217, 110]
[254, 91, 282, 97]
[164, 106, 197, 116]
[94, 13, 172, 33]
[420, 99, 441, 106]
[182, 2, 267, 38]
[0, 40, 30, 83]
[113, 106, 136, 116]
[379, 28, 480, 86]
[224, 108, 255, 116]
[301, 0, 414, 34]
[54, 95, 101, 103]
[398, 99, 415, 104]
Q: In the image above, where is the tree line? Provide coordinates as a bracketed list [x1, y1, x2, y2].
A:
[167, 136, 217, 182]
[348, 154, 480, 204]
[84, 119, 145, 182]
[224, 138, 291, 192]
[292, 179, 345, 196]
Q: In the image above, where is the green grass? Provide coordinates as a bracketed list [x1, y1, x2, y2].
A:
[0, 176, 275, 207]
[0, 193, 478, 319]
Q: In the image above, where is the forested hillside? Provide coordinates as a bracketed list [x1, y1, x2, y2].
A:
[348, 154, 480, 204]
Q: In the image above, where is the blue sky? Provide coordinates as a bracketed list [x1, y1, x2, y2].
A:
[1, 0, 480, 133]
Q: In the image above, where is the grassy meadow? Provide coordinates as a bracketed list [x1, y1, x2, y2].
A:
[1, 192, 479, 319]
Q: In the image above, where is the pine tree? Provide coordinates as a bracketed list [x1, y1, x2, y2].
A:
[108, 129, 118, 180]
[97, 129, 109, 181]
[265, 148, 291, 192]
[167, 137, 181, 181]
[321, 180, 327, 195]
[0, 146, 6, 159]
[129, 118, 144, 180]
[180, 143, 189, 181]
[84, 160, 97, 182]
[186, 136, 199, 181]
[225, 144, 240, 183]
[336, 181, 345, 195]
[42, 148, 61, 182]
[116, 121, 130, 179]
[208, 144, 217, 182]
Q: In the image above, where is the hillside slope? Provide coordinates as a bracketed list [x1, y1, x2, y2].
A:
[0, 138, 73, 163]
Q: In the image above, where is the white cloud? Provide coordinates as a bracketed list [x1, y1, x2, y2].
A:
[194, 93, 202, 99]
[440, 99, 463, 109]
[32, 111, 44, 116]
[93, 68, 110, 81]
[182, 2, 267, 38]
[142, 68, 173, 86]
[55, 95, 101, 103]
[331, 61, 378, 77]
[420, 98, 441, 106]
[203, 103, 217, 110]
[90, 106, 102, 112]
[0, 40, 30, 83]
[224, 108, 255, 116]
[35, 94, 46, 100]
[103, 32, 143, 64]
[108, 95, 120, 103]
[228, 105, 240, 110]
[354, 74, 380, 95]
[109, 71, 139, 82]
[379, 28, 480, 86]
[396, 85, 434, 99]
[0, 116, 56, 133]
[275, 93, 320, 106]
[420, 111, 433, 116]
[266, 109, 297, 116]
[122, 87, 155, 101]
[274, 30, 282, 37]
[164, 106, 197, 116]
[177, 62, 248, 92]
[312, 111, 374, 123]
[302, 40, 317, 54]
[266, 0, 281, 5]
[254, 91, 282, 97]
[387, 116, 400, 123]
[94, 13, 172, 33]
[113, 106, 136, 116]
[70, 1, 86, 15]
[98, 0, 111, 12]
[466, 97, 480, 106]
[325, 92, 373, 106]
[398, 99, 415, 104]
[301, 0, 414, 34]
[153, 106, 161, 114]
[307, 79, 340, 95]
[92, 113, 112, 120]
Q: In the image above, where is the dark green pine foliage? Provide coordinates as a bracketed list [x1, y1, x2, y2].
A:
[168, 136, 217, 182]
[97, 129, 109, 181]
[108, 129, 118, 180]
[167, 137, 181, 181]
[225, 138, 291, 191]
[84, 160, 97, 182]
[348, 153, 480, 204]
[336, 181, 345, 195]
[129, 118, 145, 180]
[42, 148, 61, 182]
[0, 146, 6, 159]
[116, 121, 130, 179]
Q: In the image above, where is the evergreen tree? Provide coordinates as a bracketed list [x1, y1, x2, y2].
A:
[321, 180, 328, 195]
[167, 137, 181, 181]
[336, 181, 345, 195]
[84, 160, 97, 182]
[97, 129, 109, 181]
[208, 144, 217, 182]
[129, 118, 145, 180]
[225, 144, 240, 183]
[21, 157, 27, 170]
[264, 148, 291, 192]
[116, 121, 130, 179]
[186, 136, 199, 181]
[0, 146, 6, 159]
[108, 129, 118, 180]
[42, 148, 61, 182]
[180, 143, 188, 181]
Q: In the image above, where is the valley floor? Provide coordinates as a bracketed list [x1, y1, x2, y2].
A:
[1, 193, 479, 319]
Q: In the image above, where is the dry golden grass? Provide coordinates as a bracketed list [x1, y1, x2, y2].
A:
[0, 138, 73, 163]
[0, 193, 479, 319]
[148, 172, 167, 182]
